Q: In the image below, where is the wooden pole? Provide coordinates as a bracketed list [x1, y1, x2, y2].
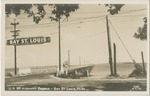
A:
[106, 16, 113, 76]
[58, 18, 61, 72]
[14, 20, 17, 76]
[68, 50, 70, 65]
[79, 56, 81, 65]
[113, 43, 117, 75]
[141, 51, 146, 75]
[14, 43, 17, 75]
[11, 19, 19, 75]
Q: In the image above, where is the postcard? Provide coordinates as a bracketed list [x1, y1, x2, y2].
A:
[1, 0, 149, 96]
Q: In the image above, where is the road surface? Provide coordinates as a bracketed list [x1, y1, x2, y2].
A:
[5, 64, 147, 91]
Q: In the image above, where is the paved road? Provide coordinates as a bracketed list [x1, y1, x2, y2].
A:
[5, 64, 147, 91]
[5, 73, 54, 85]
[5, 74, 147, 91]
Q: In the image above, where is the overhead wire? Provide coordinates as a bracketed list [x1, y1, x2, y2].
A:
[111, 17, 144, 22]
[6, 8, 146, 29]
[6, 15, 106, 29]
[108, 19, 136, 63]
[112, 8, 146, 15]
[108, 15, 146, 21]
[79, 31, 106, 39]
[6, 8, 146, 43]
[5, 16, 106, 38]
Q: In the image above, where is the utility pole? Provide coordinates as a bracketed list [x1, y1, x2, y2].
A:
[79, 56, 81, 65]
[141, 51, 146, 75]
[10, 19, 20, 75]
[106, 16, 113, 76]
[68, 50, 70, 65]
[58, 18, 61, 72]
[113, 43, 117, 75]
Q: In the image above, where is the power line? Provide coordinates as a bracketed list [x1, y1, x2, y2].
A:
[10, 8, 146, 17]
[16, 14, 146, 20]
[111, 17, 143, 22]
[109, 14, 146, 17]
[80, 31, 106, 38]
[15, 14, 146, 25]
[6, 22, 57, 29]
[62, 15, 106, 22]
[61, 18, 105, 28]
[6, 18, 105, 38]
[6, 15, 145, 29]
[109, 15, 146, 21]
[115, 8, 146, 15]
[6, 7, 146, 29]
[6, 15, 106, 29]
[108, 19, 135, 63]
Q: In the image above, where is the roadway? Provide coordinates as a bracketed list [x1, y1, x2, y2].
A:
[5, 64, 146, 91]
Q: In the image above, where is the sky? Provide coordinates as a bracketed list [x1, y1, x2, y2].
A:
[5, 4, 148, 68]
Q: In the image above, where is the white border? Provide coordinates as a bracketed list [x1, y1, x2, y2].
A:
[1, 0, 149, 4]
[1, 0, 150, 96]
[147, 1, 150, 95]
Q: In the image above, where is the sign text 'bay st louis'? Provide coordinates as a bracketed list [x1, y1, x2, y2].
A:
[7, 36, 51, 45]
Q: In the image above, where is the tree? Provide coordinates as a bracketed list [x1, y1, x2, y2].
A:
[134, 17, 147, 40]
[6, 4, 79, 23]
[105, 4, 124, 15]
[5, 4, 124, 23]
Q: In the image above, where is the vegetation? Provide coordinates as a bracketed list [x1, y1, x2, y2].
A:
[129, 64, 146, 78]
[134, 17, 147, 40]
[6, 4, 79, 24]
[5, 4, 124, 22]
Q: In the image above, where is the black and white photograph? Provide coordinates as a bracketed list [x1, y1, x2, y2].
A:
[1, 0, 149, 95]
